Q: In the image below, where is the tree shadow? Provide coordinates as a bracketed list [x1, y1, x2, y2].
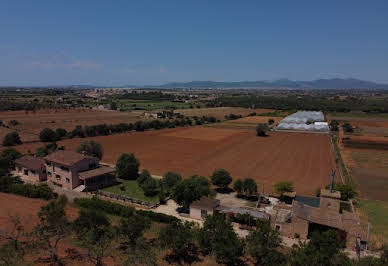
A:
[215, 187, 235, 194]
[164, 251, 201, 265]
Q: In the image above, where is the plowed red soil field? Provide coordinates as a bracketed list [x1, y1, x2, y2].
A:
[0, 193, 79, 234]
[0, 109, 146, 143]
[342, 136, 388, 150]
[12, 127, 335, 196]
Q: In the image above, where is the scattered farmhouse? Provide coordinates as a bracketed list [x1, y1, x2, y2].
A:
[190, 187, 365, 249]
[190, 196, 220, 219]
[14, 151, 115, 192]
[269, 189, 366, 248]
[14, 155, 47, 182]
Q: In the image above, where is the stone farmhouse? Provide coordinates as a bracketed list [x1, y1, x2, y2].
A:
[14, 150, 115, 192]
[190, 189, 365, 249]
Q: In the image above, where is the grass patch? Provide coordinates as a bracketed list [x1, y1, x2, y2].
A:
[331, 132, 352, 185]
[359, 200, 388, 247]
[102, 178, 159, 204]
[329, 112, 388, 119]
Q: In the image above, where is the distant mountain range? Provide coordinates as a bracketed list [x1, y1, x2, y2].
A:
[158, 78, 388, 89]
[3, 78, 387, 89]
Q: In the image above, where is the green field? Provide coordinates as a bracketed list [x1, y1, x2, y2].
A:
[102, 178, 159, 204]
[329, 112, 388, 120]
[359, 200, 388, 247]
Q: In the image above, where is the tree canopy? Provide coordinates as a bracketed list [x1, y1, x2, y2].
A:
[162, 171, 182, 191]
[158, 221, 198, 264]
[274, 181, 294, 196]
[76, 140, 103, 159]
[243, 178, 257, 196]
[116, 153, 140, 180]
[119, 214, 151, 250]
[171, 175, 213, 208]
[198, 214, 243, 265]
[233, 179, 243, 195]
[256, 123, 269, 136]
[39, 128, 59, 142]
[3, 132, 22, 146]
[210, 169, 232, 189]
[246, 220, 286, 265]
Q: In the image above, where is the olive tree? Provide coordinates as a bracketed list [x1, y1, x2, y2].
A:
[211, 169, 232, 190]
[77, 140, 103, 159]
[116, 153, 140, 180]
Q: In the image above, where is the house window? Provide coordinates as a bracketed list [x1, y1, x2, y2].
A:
[47, 171, 52, 177]
[31, 170, 36, 175]
[46, 162, 51, 166]
[24, 169, 28, 175]
[66, 178, 70, 183]
[275, 225, 281, 231]
[56, 174, 61, 180]
[201, 209, 208, 218]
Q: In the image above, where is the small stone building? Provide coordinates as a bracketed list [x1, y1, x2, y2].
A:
[14, 156, 47, 182]
[190, 196, 220, 220]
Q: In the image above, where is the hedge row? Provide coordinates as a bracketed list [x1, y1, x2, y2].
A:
[137, 209, 179, 224]
[74, 196, 178, 224]
[0, 176, 57, 200]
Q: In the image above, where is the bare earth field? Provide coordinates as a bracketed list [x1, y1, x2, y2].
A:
[342, 136, 388, 150]
[175, 107, 273, 120]
[0, 192, 79, 234]
[0, 109, 146, 143]
[12, 127, 335, 196]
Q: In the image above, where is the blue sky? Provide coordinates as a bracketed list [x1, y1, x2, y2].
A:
[1, 0, 387, 86]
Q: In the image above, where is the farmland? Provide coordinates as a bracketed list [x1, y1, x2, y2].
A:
[207, 115, 283, 130]
[11, 126, 336, 197]
[332, 112, 388, 245]
[0, 108, 147, 143]
[174, 107, 274, 120]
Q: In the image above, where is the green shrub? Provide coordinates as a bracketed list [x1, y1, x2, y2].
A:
[137, 210, 179, 223]
[0, 176, 56, 200]
[74, 196, 178, 224]
[3, 132, 22, 146]
[74, 196, 135, 217]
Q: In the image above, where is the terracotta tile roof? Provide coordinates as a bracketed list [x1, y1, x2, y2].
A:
[14, 156, 45, 171]
[78, 166, 115, 180]
[191, 196, 220, 211]
[294, 201, 343, 229]
[294, 201, 365, 239]
[44, 150, 97, 166]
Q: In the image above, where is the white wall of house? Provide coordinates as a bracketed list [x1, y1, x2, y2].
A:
[190, 207, 214, 220]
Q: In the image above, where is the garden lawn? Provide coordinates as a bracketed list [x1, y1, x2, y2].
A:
[102, 178, 159, 204]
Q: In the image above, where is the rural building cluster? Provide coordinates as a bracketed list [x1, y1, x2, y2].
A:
[14, 150, 115, 191]
[190, 187, 365, 249]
